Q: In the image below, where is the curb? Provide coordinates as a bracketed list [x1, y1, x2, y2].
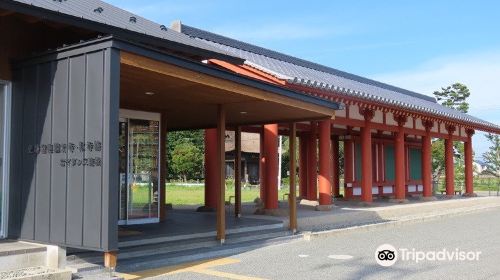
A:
[303, 204, 500, 241]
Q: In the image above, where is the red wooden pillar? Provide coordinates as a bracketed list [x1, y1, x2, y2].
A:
[360, 109, 374, 203]
[445, 125, 456, 197]
[394, 115, 407, 201]
[259, 127, 266, 202]
[318, 120, 332, 205]
[422, 121, 434, 198]
[204, 128, 219, 209]
[464, 129, 475, 196]
[264, 124, 279, 209]
[299, 135, 308, 198]
[307, 121, 318, 200]
[332, 135, 340, 197]
[344, 137, 354, 199]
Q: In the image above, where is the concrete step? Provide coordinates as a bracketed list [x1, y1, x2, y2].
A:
[65, 261, 104, 274]
[67, 227, 296, 274]
[0, 266, 72, 280]
[0, 242, 47, 271]
[118, 222, 284, 248]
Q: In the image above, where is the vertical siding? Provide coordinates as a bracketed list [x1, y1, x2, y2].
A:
[10, 47, 119, 252]
[65, 54, 86, 247]
[34, 62, 53, 242]
[50, 59, 69, 244]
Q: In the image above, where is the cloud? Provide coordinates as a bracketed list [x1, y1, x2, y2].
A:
[371, 50, 500, 158]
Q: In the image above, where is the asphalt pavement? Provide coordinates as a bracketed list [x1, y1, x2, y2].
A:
[147, 207, 500, 280]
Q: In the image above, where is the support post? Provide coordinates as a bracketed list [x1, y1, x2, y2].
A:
[203, 128, 218, 210]
[464, 129, 475, 196]
[445, 125, 456, 197]
[360, 109, 374, 203]
[259, 127, 266, 202]
[394, 115, 407, 202]
[159, 112, 167, 220]
[299, 135, 308, 198]
[332, 135, 340, 197]
[104, 251, 117, 269]
[318, 120, 332, 207]
[235, 126, 242, 217]
[216, 105, 226, 242]
[422, 121, 434, 199]
[307, 121, 318, 201]
[264, 124, 279, 209]
[289, 123, 297, 232]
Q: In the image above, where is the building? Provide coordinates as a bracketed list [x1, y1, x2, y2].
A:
[175, 23, 500, 207]
[0, 0, 498, 271]
[224, 131, 260, 185]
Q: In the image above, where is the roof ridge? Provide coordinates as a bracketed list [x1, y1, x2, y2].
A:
[181, 24, 437, 103]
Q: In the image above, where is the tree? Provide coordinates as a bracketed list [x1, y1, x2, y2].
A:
[171, 142, 204, 182]
[431, 83, 471, 183]
[433, 83, 470, 113]
[167, 130, 204, 180]
[483, 134, 500, 177]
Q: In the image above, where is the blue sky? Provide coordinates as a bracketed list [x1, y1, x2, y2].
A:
[109, 0, 500, 159]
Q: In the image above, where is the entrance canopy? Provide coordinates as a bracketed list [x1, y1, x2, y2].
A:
[118, 42, 339, 130]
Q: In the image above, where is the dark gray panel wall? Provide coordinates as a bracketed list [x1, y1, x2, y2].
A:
[9, 47, 120, 252]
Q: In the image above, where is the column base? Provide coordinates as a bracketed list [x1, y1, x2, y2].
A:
[462, 192, 478, 197]
[315, 204, 333, 211]
[420, 196, 438, 201]
[444, 195, 455, 199]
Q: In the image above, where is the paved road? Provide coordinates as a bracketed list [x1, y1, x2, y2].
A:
[138, 208, 500, 280]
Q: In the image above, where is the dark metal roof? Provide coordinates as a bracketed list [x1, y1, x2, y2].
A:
[3, 0, 243, 63]
[180, 24, 500, 133]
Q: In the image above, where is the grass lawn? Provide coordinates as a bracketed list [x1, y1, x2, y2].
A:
[130, 184, 291, 206]
[165, 184, 291, 205]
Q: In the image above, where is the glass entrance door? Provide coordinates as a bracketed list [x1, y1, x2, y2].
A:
[118, 110, 160, 225]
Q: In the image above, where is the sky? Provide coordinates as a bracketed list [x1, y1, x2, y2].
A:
[108, 0, 500, 160]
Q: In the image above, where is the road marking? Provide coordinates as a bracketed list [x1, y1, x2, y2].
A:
[193, 268, 268, 280]
[298, 254, 309, 258]
[328, 254, 354, 260]
[118, 257, 268, 280]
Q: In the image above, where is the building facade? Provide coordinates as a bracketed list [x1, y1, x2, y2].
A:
[0, 0, 498, 269]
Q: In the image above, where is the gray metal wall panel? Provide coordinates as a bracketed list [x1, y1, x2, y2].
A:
[50, 59, 69, 244]
[34, 62, 53, 242]
[8, 69, 25, 238]
[65, 55, 86, 247]
[101, 48, 120, 251]
[10, 47, 119, 252]
[20, 65, 38, 240]
[82, 52, 104, 248]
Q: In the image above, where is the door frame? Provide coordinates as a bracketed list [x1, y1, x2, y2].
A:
[0, 80, 12, 239]
[118, 109, 161, 225]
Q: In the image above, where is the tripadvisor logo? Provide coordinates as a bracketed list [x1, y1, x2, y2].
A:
[375, 244, 398, 267]
[375, 244, 482, 267]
